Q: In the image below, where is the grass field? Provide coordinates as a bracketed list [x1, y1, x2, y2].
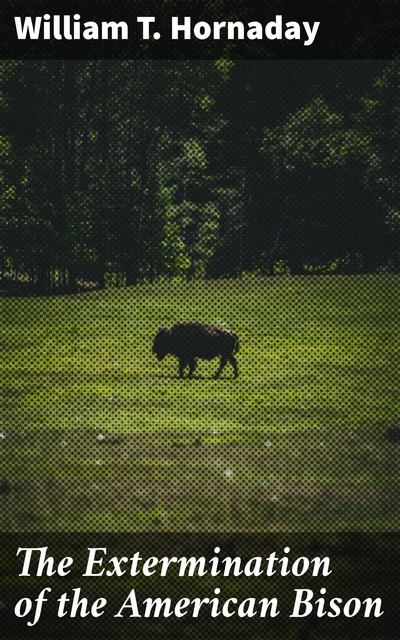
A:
[1, 275, 399, 531]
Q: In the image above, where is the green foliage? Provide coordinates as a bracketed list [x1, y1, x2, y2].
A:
[260, 96, 391, 273]
[163, 199, 220, 278]
[0, 60, 399, 292]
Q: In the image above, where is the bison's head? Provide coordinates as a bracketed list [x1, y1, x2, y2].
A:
[152, 327, 171, 361]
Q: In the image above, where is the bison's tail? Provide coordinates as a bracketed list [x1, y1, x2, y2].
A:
[234, 337, 240, 354]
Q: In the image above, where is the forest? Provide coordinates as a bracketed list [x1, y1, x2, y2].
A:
[0, 59, 399, 294]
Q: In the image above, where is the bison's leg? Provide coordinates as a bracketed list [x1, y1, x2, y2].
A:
[178, 358, 187, 378]
[229, 354, 239, 378]
[188, 359, 197, 378]
[214, 355, 228, 379]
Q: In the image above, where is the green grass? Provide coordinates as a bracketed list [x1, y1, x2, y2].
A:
[1, 275, 399, 531]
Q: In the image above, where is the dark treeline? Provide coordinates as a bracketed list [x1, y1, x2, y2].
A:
[0, 60, 399, 294]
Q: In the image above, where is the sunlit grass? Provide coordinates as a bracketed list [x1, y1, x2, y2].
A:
[1, 275, 399, 531]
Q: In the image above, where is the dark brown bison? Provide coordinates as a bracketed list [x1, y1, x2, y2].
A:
[152, 322, 239, 379]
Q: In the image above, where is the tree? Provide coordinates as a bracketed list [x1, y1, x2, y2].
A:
[358, 61, 400, 270]
[261, 98, 392, 273]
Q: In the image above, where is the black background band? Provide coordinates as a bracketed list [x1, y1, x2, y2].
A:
[1, 0, 400, 59]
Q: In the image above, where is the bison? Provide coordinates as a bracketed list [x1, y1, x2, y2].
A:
[152, 322, 239, 379]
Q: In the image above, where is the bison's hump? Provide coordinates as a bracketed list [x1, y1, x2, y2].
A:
[160, 321, 237, 359]
[171, 322, 230, 337]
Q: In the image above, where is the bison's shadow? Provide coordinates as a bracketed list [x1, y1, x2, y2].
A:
[154, 373, 237, 381]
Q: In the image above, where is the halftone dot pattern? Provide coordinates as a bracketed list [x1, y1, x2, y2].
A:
[0, 58, 400, 640]
[0, 60, 399, 536]
[1, 275, 400, 534]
